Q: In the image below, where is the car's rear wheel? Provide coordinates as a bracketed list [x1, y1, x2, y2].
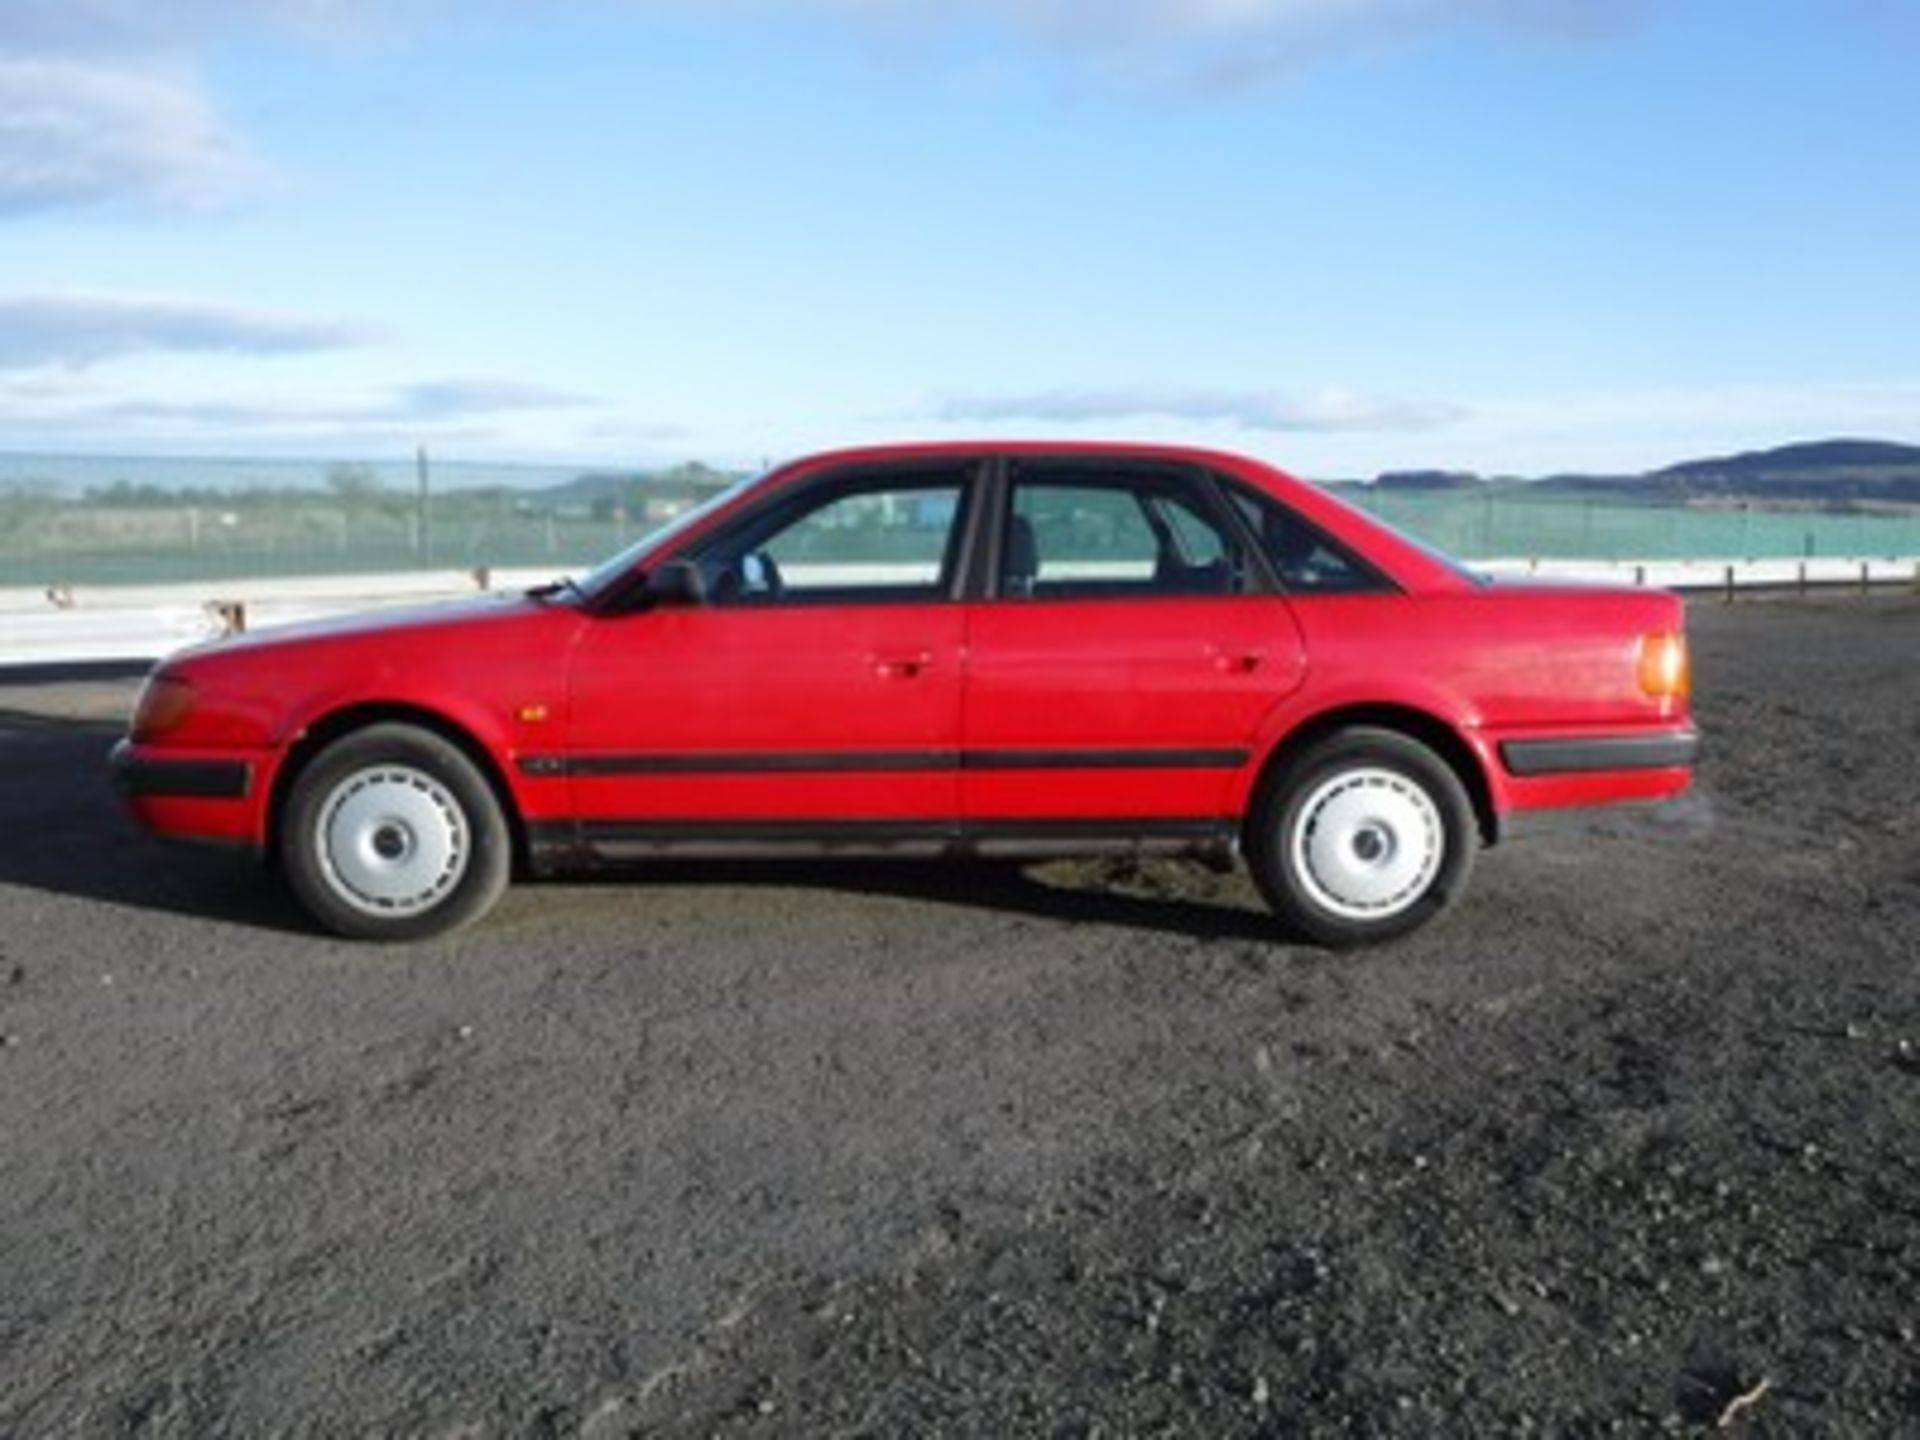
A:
[1246, 726, 1476, 948]
[281, 722, 511, 941]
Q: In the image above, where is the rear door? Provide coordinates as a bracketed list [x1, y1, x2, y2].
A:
[960, 459, 1306, 825]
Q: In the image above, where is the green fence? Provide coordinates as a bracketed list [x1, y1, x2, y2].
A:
[1346, 489, 1919, 564]
[0, 499, 649, 588]
[2, 470, 1917, 590]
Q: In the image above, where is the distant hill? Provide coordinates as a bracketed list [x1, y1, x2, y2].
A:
[1659, 438, 1920, 477]
[537, 471, 638, 506]
[1373, 469, 1483, 492]
[1651, 439, 1920, 501]
[536, 461, 744, 512]
[1526, 439, 1920, 505]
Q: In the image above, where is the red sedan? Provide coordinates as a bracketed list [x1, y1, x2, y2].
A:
[112, 442, 1696, 946]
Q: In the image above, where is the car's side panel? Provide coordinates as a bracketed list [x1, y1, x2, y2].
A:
[1230, 588, 1694, 821]
[123, 599, 589, 850]
[959, 595, 1306, 820]
[561, 603, 967, 821]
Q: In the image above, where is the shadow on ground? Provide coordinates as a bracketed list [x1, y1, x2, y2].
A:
[0, 718, 1285, 943]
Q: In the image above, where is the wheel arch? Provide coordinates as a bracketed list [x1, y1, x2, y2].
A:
[265, 701, 529, 872]
[1245, 702, 1501, 849]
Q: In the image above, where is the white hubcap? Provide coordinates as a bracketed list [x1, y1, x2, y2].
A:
[1290, 766, 1444, 921]
[316, 765, 467, 917]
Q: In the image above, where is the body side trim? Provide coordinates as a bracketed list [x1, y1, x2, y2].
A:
[524, 747, 1250, 778]
[1499, 730, 1700, 777]
[111, 742, 252, 800]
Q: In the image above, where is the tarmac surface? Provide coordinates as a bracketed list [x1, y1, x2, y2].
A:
[0, 595, 1914, 1436]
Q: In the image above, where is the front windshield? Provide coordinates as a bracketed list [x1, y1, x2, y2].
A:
[574, 469, 766, 600]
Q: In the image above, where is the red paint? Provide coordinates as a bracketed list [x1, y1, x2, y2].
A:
[116, 442, 1695, 861]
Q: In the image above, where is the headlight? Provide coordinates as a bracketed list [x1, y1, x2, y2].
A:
[130, 674, 197, 740]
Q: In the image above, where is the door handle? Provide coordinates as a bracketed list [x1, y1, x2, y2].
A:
[1212, 649, 1265, 674]
[871, 650, 934, 679]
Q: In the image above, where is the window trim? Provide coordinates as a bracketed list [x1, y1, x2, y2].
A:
[982, 457, 1269, 604]
[1213, 471, 1402, 598]
[682, 458, 985, 608]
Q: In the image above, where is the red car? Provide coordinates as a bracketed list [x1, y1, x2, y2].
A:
[112, 442, 1696, 946]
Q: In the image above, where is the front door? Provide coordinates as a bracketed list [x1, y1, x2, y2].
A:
[563, 463, 978, 850]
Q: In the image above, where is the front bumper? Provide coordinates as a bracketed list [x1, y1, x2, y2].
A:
[110, 739, 253, 799]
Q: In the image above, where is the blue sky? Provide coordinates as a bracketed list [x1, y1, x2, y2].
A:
[1, 0, 1916, 478]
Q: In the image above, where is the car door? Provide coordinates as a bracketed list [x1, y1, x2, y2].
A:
[561, 462, 978, 850]
[961, 458, 1307, 825]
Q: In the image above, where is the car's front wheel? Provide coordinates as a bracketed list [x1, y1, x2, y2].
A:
[280, 722, 512, 940]
[1246, 727, 1476, 948]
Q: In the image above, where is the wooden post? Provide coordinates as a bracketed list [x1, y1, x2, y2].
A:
[1724, 564, 1736, 603]
[1797, 561, 1807, 596]
[1860, 561, 1871, 596]
[1634, 564, 1646, 587]
[416, 445, 431, 562]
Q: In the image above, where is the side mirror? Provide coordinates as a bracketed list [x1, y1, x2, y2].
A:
[644, 557, 707, 607]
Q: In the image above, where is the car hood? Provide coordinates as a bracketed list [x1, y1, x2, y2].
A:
[170, 590, 563, 662]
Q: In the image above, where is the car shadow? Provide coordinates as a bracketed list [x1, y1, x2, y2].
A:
[552, 857, 1285, 944]
[0, 718, 1287, 945]
[0, 719, 314, 934]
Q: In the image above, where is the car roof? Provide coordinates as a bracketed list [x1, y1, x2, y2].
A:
[783, 439, 1301, 478]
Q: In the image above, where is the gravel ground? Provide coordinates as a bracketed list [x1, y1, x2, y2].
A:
[0, 595, 1914, 1437]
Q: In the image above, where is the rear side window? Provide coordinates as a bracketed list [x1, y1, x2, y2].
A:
[1000, 465, 1249, 600]
[1224, 482, 1392, 595]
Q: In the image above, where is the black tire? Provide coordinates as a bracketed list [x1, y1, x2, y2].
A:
[280, 722, 512, 941]
[1245, 726, 1476, 949]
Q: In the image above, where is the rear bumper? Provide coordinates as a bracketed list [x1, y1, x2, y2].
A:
[1483, 724, 1698, 819]
[1499, 729, 1699, 778]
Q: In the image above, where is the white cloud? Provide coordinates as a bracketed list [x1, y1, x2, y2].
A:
[0, 61, 255, 215]
[0, 369, 605, 454]
[0, 1, 412, 56]
[934, 384, 1467, 433]
[399, 380, 597, 418]
[664, 0, 1649, 87]
[0, 1, 1637, 88]
[0, 293, 376, 370]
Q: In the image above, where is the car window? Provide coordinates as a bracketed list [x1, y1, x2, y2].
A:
[1156, 493, 1229, 566]
[1002, 468, 1246, 600]
[696, 473, 969, 605]
[1224, 483, 1392, 595]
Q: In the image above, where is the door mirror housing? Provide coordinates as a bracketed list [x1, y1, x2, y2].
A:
[644, 558, 707, 607]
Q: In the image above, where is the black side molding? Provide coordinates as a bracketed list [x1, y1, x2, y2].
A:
[110, 740, 252, 799]
[1500, 731, 1699, 778]
[520, 747, 1249, 779]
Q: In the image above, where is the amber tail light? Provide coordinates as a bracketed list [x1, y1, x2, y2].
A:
[1638, 632, 1691, 700]
[130, 675, 197, 740]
